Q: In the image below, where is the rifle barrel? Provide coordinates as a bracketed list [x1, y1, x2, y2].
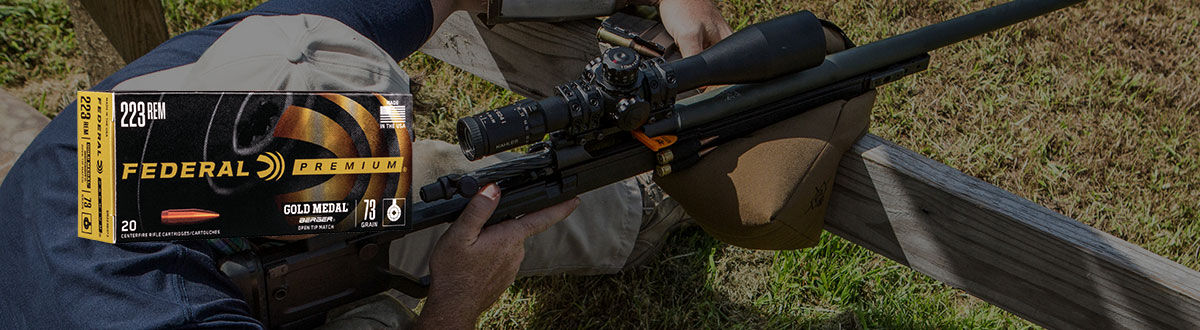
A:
[643, 0, 1085, 136]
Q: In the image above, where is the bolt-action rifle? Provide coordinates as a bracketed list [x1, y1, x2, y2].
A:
[219, 0, 1085, 328]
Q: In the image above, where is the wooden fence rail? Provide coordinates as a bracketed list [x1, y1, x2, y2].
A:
[826, 134, 1200, 329]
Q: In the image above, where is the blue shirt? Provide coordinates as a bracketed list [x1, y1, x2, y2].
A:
[0, 1, 432, 328]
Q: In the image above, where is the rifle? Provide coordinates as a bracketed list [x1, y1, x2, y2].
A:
[219, 0, 1084, 328]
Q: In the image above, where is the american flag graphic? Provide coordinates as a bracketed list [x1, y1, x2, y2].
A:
[379, 105, 406, 126]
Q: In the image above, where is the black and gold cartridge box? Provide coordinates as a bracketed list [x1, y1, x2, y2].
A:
[76, 91, 413, 243]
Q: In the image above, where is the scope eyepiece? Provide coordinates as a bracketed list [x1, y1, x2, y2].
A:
[457, 117, 487, 161]
[457, 99, 569, 160]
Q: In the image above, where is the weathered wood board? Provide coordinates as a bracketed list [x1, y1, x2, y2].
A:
[77, 0, 169, 64]
[826, 134, 1200, 329]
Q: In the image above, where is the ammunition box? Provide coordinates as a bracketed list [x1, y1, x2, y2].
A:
[76, 91, 413, 243]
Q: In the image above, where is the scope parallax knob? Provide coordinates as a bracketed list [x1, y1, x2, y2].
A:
[601, 47, 640, 87]
[615, 97, 651, 131]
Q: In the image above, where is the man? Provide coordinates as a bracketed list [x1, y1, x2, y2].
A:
[0, 0, 731, 328]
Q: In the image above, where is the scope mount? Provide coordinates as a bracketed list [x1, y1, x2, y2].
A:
[454, 45, 685, 163]
[427, 46, 682, 201]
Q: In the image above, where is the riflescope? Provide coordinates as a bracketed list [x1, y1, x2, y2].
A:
[456, 11, 827, 160]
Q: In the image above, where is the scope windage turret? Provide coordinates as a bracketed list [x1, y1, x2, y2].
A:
[456, 11, 827, 161]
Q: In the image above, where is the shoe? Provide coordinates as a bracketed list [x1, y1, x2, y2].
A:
[622, 173, 695, 271]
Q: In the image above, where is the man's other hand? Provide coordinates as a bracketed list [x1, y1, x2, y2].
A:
[415, 184, 580, 329]
[657, 0, 734, 57]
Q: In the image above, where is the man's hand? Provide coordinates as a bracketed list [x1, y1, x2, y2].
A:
[656, 0, 734, 57]
[415, 184, 580, 329]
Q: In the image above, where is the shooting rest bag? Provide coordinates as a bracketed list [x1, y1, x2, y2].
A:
[655, 24, 874, 250]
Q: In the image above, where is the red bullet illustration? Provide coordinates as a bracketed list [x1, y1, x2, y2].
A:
[161, 209, 220, 225]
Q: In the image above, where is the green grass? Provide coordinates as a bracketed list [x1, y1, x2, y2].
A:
[479, 230, 1031, 328]
[401, 52, 523, 142]
[0, 0, 79, 116]
[3, 0, 1197, 328]
[161, 0, 259, 35]
[0, 0, 74, 87]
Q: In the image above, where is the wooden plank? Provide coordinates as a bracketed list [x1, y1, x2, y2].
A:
[66, 0, 122, 83]
[66, 0, 168, 83]
[825, 134, 1200, 329]
[77, 0, 169, 64]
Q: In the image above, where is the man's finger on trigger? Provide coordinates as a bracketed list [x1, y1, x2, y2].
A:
[447, 184, 501, 240]
[498, 197, 580, 239]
